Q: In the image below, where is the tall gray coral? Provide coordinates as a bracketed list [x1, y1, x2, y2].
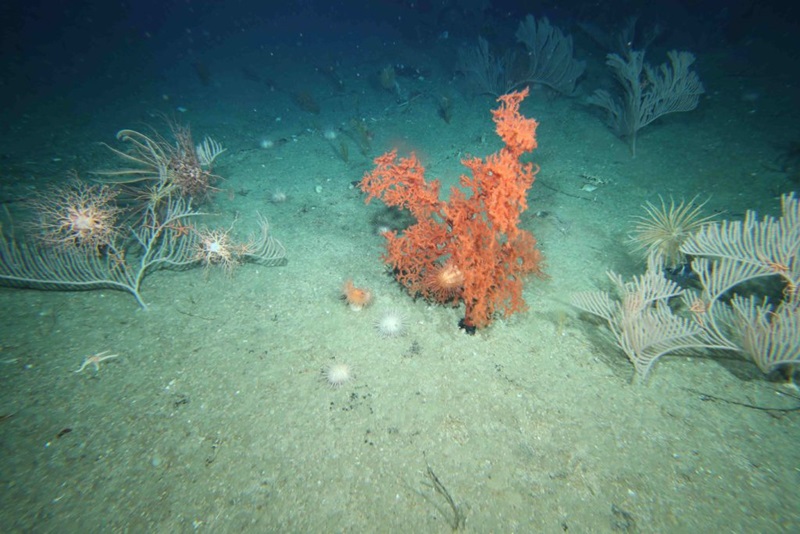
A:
[514, 15, 586, 96]
[457, 15, 585, 97]
[589, 50, 704, 157]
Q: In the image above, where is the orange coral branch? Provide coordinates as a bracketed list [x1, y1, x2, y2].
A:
[360, 88, 544, 330]
[492, 89, 539, 156]
[360, 150, 442, 220]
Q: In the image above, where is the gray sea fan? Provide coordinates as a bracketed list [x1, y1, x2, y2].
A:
[239, 213, 286, 267]
[573, 193, 800, 382]
[681, 192, 799, 294]
[731, 295, 799, 374]
[1, 195, 202, 309]
[514, 15, 586, 95]
[456, 37, 516, 97]
[681, 192, 800, 373]
[571, 255, 719, 380]
[589, 49, 704, 156]
[457, 15, 585, 97]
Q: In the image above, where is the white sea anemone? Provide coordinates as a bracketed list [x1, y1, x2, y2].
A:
[375, 309, 406, 338]
[322, 363, 354, 388]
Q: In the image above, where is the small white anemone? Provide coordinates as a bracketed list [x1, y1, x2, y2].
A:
[374, 309, 406, 338]
[322, 362, 354, 388]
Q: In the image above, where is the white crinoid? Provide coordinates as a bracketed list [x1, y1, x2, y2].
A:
[33, 179, 122, 250]
[195, 228, 238, 272]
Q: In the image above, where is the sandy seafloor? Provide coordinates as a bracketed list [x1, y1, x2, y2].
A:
[1, 35, 799, 533]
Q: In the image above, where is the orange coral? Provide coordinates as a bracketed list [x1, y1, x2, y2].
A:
[360, 88, 544, 330]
